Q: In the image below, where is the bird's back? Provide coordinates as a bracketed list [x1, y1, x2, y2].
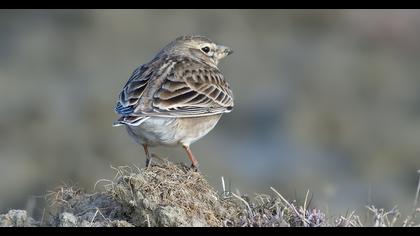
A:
[114, 54, 233, 127]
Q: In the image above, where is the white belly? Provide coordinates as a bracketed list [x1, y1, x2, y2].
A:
[125, 115, 222, 147]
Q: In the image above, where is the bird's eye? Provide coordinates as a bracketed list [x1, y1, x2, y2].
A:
[201, 46, 210, 53]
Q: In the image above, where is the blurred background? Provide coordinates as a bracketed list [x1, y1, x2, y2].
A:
[1, 9, 420, 219]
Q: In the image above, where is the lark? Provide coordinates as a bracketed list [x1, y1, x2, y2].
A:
[113, 35, 234, 169]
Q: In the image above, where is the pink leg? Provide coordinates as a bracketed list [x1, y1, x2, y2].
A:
[182, 145, 199, 169]
[143, 144, 151, 167]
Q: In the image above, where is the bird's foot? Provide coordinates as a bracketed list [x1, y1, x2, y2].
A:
[179, 162, 199, 173]
[145, 158, 152, 168]
[145, 153, 166, 168]
[190, 163, 200, 172]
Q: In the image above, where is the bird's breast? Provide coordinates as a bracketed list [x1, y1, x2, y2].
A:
[126, 114, 222, 147]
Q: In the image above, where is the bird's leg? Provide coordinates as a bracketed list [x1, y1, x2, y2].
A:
[182, 145, 199, 171]
[143, 144, 152, 167]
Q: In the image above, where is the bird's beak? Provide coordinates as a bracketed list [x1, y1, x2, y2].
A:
[226, 47, 233, 55]
[216, 45, 233, 59]
[221, 45, 233, 55]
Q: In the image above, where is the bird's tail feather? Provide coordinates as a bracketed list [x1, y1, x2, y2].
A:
[113, 116, 150, 127]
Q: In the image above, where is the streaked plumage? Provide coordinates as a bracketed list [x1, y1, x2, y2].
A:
[113, 35, 234, 169]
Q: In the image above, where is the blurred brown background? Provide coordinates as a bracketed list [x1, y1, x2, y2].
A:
[1, 9, 420, 218]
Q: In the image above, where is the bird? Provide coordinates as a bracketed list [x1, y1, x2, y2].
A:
[113, 35, 234, 170]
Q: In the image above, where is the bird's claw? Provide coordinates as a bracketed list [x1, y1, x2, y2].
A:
[190, 164, 200, 172]
[145, 158, 152, 168]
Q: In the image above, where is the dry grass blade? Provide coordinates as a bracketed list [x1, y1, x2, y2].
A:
[270, 187, 311, 226]
[414, 170, 420, 209]
[231, 192, 253, 218]
[302, 189, 310, 224]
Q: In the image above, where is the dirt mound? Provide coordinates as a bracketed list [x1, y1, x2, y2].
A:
[2, 159, 418, 227]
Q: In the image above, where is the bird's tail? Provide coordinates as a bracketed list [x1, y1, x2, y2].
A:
[113, 116, 150, 127]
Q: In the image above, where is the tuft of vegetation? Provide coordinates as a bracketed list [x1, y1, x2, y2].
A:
[1, 159, 419, 227]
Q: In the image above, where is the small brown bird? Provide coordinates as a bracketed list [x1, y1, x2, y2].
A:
[113, 35, 234, 169]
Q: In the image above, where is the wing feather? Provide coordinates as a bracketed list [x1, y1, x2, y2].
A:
[115, 64, 151, 115]
[147, 59, 234, 117]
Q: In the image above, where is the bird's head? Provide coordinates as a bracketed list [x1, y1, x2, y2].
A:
[160, 35, 233, 66]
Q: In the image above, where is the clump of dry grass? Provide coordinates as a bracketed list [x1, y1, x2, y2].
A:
[44, 182, 131, 227]
[104, 159, 238, 226]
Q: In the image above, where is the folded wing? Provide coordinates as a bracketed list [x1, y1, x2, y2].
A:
[115, 57, 234, 126]
[145, 58, 234, 117]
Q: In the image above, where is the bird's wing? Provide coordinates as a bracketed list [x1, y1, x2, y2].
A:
[133, 57, 234, 118]
[115, 63, 153, 116]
